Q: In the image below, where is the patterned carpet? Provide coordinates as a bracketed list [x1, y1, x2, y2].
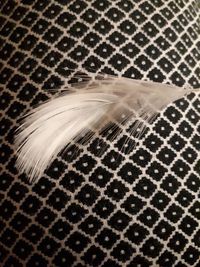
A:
[0, 0, 200, 266]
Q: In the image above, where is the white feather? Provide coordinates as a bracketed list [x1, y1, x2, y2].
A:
[15, 76, 194, 182]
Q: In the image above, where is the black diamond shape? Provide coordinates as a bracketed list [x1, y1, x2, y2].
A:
[32, 19, 50, 34]
[134, 177, 156, 198]
[33, 0, 50, 11]
[0, 119, 12, 137]
[169, 133, 186, 151]
[53, 249, 75, 267]
[88, 137, 109, 157]
[121, 43, 140, 58]
[182, 246, 200, 265]
[80, 215, 102, 236]
[83, 32, 101, 47]
[42, 51, 62, 67]
[32, 42, 49, 58]
[73, 154, 96, 174]
[157, 146, 176, 166]
[93, 198, 115, 219]
[19, 34, 38, 51]
[168, 232, 187, 253]
[13, 239, 32, 260]
[7, 101, 26, 119]
[128, 255, 152, 267]
[18, 83, 37, 101]
[147, 161, 167, 181]
[143, 22, 159, 37]
[125, 223, 149, 245]
[111, 241, 135, 263]
[134, 54, 152, 71]
[147, 67, 165, 82]
[60, 170, 84, 192]
[27, 253, 48, 267]
[119, 20, 136, 34]
[7, 73, 25, 92]
[186, 109, 199, 124]
[0, 43, 14, 60]
[62, 203, 87, 224]
[134, 32, 150, 48]
[47, 189, 70, 211]
[38, 236, 59, 257]
[68, 22, 88, 38]
[106, 7, 124, 22]
[89, 166, 112, 188]
[75, 185, 100, 206]
[153, 118, 173, 138]
[21, 195, 42, 215]
[171, 159, 190, 177]
[50, 219, 71, 240]
[185, 173, 200, 192]
[124, 67, 143, 80]
[131, 148, 152, 167]
[3, 256, 21, 267]
[43, 26, 63, 43]
[0, 176, 8, 194]
[10, 27, 28, 43]
[192, 229, 200, 247]
[138, 208, 159, 228]
[8, 182, 28, 202]
[170, 72, 186, 87]
[36, 207, 56, 227]
[94, 18, 112, 34]
[56, 36, 76, 52]
[56, 59, 77, 77]
[152, 13, 167, 26]
[118, 163, 142, 184]
[177, 120, 193, 138]
[0, 228, 17, 247]
[164, 204, 184, 223]
[144, 133, 163, 152]
[43, 3, 61, 19]
[151, 191, 170, 211]
[10, 212, 30, 232]
[33, 177, 55, 198]
[141, 237, 163, 258]
[69, 0, 87, 13]
[96, 228, 118, 249]
[181, 147, 197, 164]
[30, 66, 49, 84]
[117, 0, 134, 11]
[176, 189, 194, 207]
[108, 211, 130, 231]
[23, 224, 44, 244]
[189, 201, 200, 220]
[105, 180, 128, 201]
[83, 55, 103, 71]
[81, 8, 100, 23]
[121, 195, 146, 215]
[102, 149, 125, 170]
[102, 259, 121, 267]
[45, 159, 66, 180]
[69, 45, 89, 61]
[95, 42, 114, 59]
[66, 231, 89, 253]
[22, 11, 39, 27]
[109, 31, 127, 46]
[153, 219, 175, 240]
[82, 245, 105, 266]
[179, 215, 198, 235]
[157, 250, 177, 267]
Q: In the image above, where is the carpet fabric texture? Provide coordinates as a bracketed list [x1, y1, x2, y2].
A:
[0, 0, 200, 266]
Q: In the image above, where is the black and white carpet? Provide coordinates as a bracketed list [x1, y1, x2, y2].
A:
[0, 0, 200, 266]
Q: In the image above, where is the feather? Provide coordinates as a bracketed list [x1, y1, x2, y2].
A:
[15, 75, 195, 182]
